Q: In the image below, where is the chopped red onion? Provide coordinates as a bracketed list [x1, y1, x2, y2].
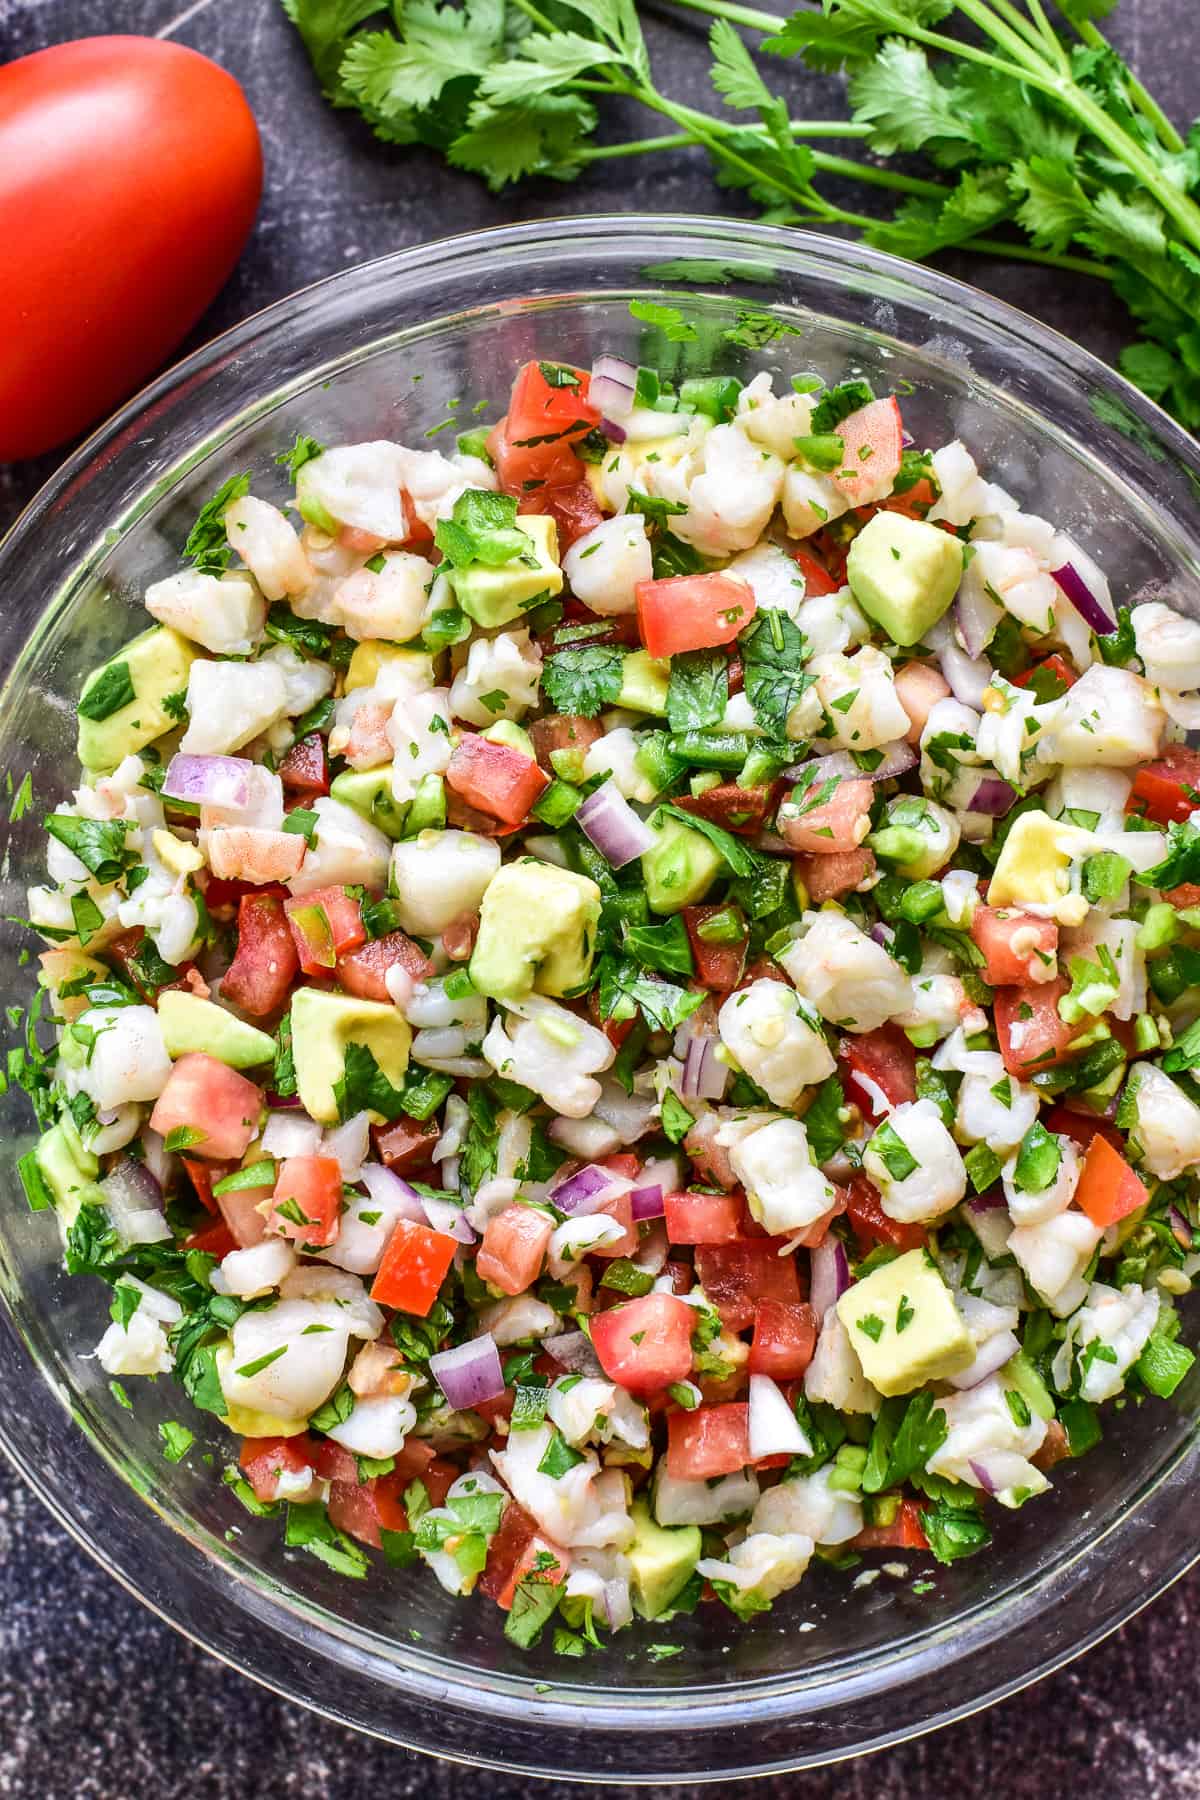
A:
[810, 1235, 851, 1317]
[108, 1156, 163, 1209]
[968, 777, 1018, 818]
[969, 1457, 998, 1496]
[429, 1333, 504, 1410]
[139, 1128, 174, 1189]
[939, 641, 994, 709]
[1169, 1203, 1192, 1249]
[543, 1329, 604, 1375]
[870, 740, 919, 781]
[163, 753, 252, 809]
[954, 588, 1002, 662]
[631, 1218, 670, 1276]
[576, 781, 656, 869]
[360, 1163, 425, 1223]
[950, 1330, 1022, 1391]
[101, 1157, 169, 1245]
[1052, 561, 1116, 635]
[421, 1192, 476, 1244]
[590, 354, 637, 422]
[551, 1162, 631, 1217]
[901, 428, 915, 448]
[600, 417, 628, 444]
[748, 1372, 813, 1459]
[968, 1187, 1008, 1213]
[784, 743, 915, 788]
[263, 1090, 303, 1111]
[680, 1033, 728, 1102]
[630, 1183, 665, 1221]
[870, 922, 895, 948]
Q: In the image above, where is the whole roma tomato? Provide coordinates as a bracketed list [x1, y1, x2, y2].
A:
[0, 37, 261, 460]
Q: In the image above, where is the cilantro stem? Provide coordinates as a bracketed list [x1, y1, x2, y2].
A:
[1070, 17, 1185, 154]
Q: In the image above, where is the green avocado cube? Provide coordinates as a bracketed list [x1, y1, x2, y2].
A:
[836, 1247, 973, 1396]
[77, 625, 197, 774]
[290, 987, 412, 1124]
[641, 813, 723, 913]
[628, 1499, 701, 1620]
[451, 512, 564, 629]
[330, 767, 410, 841]
[34, 1121, 101, 1228]
[470, 860, 601, 1001]
[846, 512, 963, 648]
[616, 650, 671, 717]
[157, 992, 276, 1070]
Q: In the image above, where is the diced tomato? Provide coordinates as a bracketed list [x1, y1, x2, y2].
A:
[589, 1189, 638, 1260]
[373, 1114, 440, 1173]
[683, 1112, 738, 1190]
[840, 1024, 917, 1118]
[694, 1240, 801, 1332]
[1012, 653, 1077, 700]
[969, 906, 1059, 987]
[666, 1402, 749, 1480]
[397, 495, 434, 549]
[1032, 1419, 1072, 1472]
[591, 1292, 696, 1394]
[664, 1191, 743, 1245]
[149, 1053, 262, 1161]
[1074, 1132, 1150, 1228]
[183, 1218, 237, 1258]
[791, 546, 840, 596]
[336, 929, 430, 1003]
[673, 781, 777, 837]
[528, 711, 604, 774]
[277, 731, 330, 797]
[748, 1299, 818, 1379]
[1042, 1102, 1124, 1155]
[851, 1499, 929, 1552]
[328, 1468, 411, 1550]
[201, 875, 289, 915]
[586, 986, 636, 1051]
[311, 1439, 359, 1483]
[182, 1155, 224, 1215]
[508, 359, 598, 443]
[488, 361, 599, 494]
[269, 1155, 342, 1248]
[239, 1434, 318, 1504]
[795, 846, 875, 903]
[445, 735, 550, 828]
[106, 926, 199, 1002]
[881, 476, 939, 521]
[518, 477, 604, 552]
[779, 776, 874, 854]
[489, 414, 584, 494]
[284, 886, 366, 977]
[665, 1258, 693, 1294]
[682, 903, 748, 993]
[845, 1175, 928, 1254]
[636, 573, 755, 661]
[476, 1204, 554, 1296]
[1128, 744, 1200, 826]
[994, 978, 1085, 1078]
[833, 397, 903, 504]
[217, 1176, 273, 1248]
[478, 1500, 566, 1610]
[220, 892, 299, 1018]
[369, 1217, 457, 1315]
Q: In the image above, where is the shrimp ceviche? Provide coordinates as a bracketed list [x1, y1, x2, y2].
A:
[13, 341, 1200, 1654]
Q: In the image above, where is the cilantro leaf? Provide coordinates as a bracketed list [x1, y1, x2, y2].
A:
[541, 646, 627, 718]
[183, 474, 252, 576]
[332, 1040, 408, 1123]
[739, 610, 812, 737]
[657, 802, 761, 877]
[78, 662, 135, 723]
[666, 648, 729, 733]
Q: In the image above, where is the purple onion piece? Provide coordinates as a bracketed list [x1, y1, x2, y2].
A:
[954, 588, 1001, 662]
[590, 354, 637, 423]
[949, 1330, 1022, 1391]
[551, 1162, 628, 1217]
[969, 1457, 999, 1496]
[421, 1193, 476, 1244]
[968, 776, 1018, 818]
[108, 1156, 163, 1210]
[544, 1330, 605, 1376]
[680, 1033, 728, 1103]
[1168, 1203, 1192, 1249]
[871, 740, 919, 781]
[162, 753, 253, 809]
[1051, 561, 1116, 635]
[940, 641, 994, 709]
[968, 1187, 1008, 1213]
[359, 1163, 426, 1223]
[599, 417, 628, 444]
[630, 1183, 665, 1222]
[576, 781, 656, 870]
[810, 1235, 851, 1317]
[870, 921, 895, 948]
[429, 1333, 505, 1410]
[263, 1090, 304, 1112]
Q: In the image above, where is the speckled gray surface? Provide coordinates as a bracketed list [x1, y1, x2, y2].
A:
[1, 0, 1199, 1791]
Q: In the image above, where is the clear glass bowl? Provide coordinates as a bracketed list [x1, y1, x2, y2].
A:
[1, 216, 1199, 1782]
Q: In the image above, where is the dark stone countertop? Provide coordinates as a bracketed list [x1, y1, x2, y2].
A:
[1, 0, 1199, 1792]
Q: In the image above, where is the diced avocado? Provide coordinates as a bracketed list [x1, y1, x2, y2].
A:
[77, 626, 197, 773]
[846, 512, 963, 648]
[34, 1121, 101, 1228]
[641, 814, 723, 913]
[344, 642, 436, 694]
[616, 649, 671, 716]
[627, 1498, 701, 1620]
[482, 719, 537, 760]
[404, 772, 446, 836]
[451, 513, 564, 629]
[214, 1345, 310, 1436]
[988, 809, 1094, 925]
[836, 1246, 973, 1396]
[37, 949, 108, 1022]
[290, 986, 412, 1124]
[157, 992, 275, 1070]
[152, 828, 205, 877]
[1000, 1349, 1056, 1422]
[330, 767, 410, 840]
[470, 860, 601, 1001]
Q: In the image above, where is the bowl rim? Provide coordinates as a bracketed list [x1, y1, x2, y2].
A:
[2, 211, 1200, 1780]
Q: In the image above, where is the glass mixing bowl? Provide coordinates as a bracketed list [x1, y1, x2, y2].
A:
[1, 216, 1199, 1782]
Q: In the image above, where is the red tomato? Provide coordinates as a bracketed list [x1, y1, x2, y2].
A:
[840, 1025, 918, 1119]
[106, 926, 200, 1002]
[445, 735, 550, 828]
[844, 1175, 927, 1254]
[779, 777, 874, 855]
[217, 1177, 273, 1249]
[589, 1190, 638, 1260]
[1042, 1102, 1124, 1155]
[270, 1155, 342, 1248]
[220, 893, 298, 1018]
[488, 416, 583, 494]
[370, 1218, 457, 1315]
[682, 903, 748, 992]
[201, 876, 288, 915]
[748, 1299, 818, 1379]
[664, 1191, 744, 1245]
[1128, 744, 1200, 826]
[694, 1240, 801, 1332]
[1011, 653, 1078, 698]
[0, 38, 261, 461]
[479, 1502, 565, 1610]
[636, 573, 756, 661]
[239, 1434, 317, 1504]
[994, 978, 1084, 1078]
[284, 886, 366, 976]
[591, 1292, 696, 1394]
[518, 478, 604, 551]
[373, 1114, 440, 1173]
[969, 906, 1059, 987]
[488, 362, 598, 494]
[672, 781, 777, 836]
[277, 732, 330, 797]
[149, 1054, 262, 1161]
[851, 1499, 929, 1552]
[528, 712, 604, 774]
[1074, 1133, 1150, 1228]
[183, 1218, 237, 1259]
[666, 1403, 750, 1480]
[475, 1204, 554, 1296]
[328, 1470, 411, 1550]
[833, 398, 903, 505]
[791, 547, 841, 596]
[336, 930, 430, 1003]
[181, 1155, 224, 1216]
[795, 847, 876, 903]
[881, 477, 939, 521]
